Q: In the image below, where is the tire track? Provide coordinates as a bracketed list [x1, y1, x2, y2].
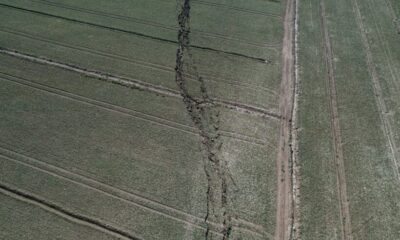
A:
[0, 71, 271, 146]
[192, 0, 283, 18]
[274, 0, 296, 239]
[320, 1, 353, 239]
[0, 26, 279, 96]
[0, 182, 143, 240]
[0, 48, 280, 120]
[363, 0, 400, 92]
[364, 0, 400, 93]
[31, 0, 281, 48]
[351, 0, 400, 182]
[0, 146, 266, 237]
[0, 3, 267, 63]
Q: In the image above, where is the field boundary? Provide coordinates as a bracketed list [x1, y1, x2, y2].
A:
[320, 1, 353, 239]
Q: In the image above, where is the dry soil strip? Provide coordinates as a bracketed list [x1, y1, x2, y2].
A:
[0, 182, 143, 240]
[0, 48, 280, 120]
[320, 1, 353, 239]
[351, 0, 400, 182]
[274, 0, 296, 239]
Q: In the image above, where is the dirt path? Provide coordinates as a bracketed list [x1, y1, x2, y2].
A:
[351, 0, 400, 182]
[320, 1, 353, 240]
[274, 0, 296, 239]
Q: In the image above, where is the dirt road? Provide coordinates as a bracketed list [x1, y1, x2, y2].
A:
[274, 0, 297, 239]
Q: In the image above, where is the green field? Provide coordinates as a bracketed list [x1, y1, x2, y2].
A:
[0, 0, 286, 239]
[297, 0, 400, 239]
[1, 0, 400, 239]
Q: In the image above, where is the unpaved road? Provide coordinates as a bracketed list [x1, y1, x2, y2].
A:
[274, 0, 296, 239]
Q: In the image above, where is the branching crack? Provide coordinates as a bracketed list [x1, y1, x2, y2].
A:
[175, 1, 234, 239]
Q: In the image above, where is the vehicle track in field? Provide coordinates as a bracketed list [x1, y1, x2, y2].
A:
[0, 182, 143, 240]
[320, 1, 353, 239]
[0, 3, 268, 63]
[274, 0, 297, 239]
[0, 71, 275, 148]
[192, 0, 283, 18]
[0, 26, 279, 97]
[31, 0, 282, 48]
[363, 0, 400, 93]
[0, 147, 222, 236]
[0, 48, 280, 120]
[351, 0, 400, 182]
[0, 146, 268, 237]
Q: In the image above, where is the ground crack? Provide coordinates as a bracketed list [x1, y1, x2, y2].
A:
[175, 1, 234, 239]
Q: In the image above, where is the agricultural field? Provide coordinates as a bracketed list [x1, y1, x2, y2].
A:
[297, 0, 400, 239]
[0, 0, 399, 240]
[0, 0, 290, 239]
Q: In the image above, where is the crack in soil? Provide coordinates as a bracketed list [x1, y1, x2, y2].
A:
[175, 1, 234, 239]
